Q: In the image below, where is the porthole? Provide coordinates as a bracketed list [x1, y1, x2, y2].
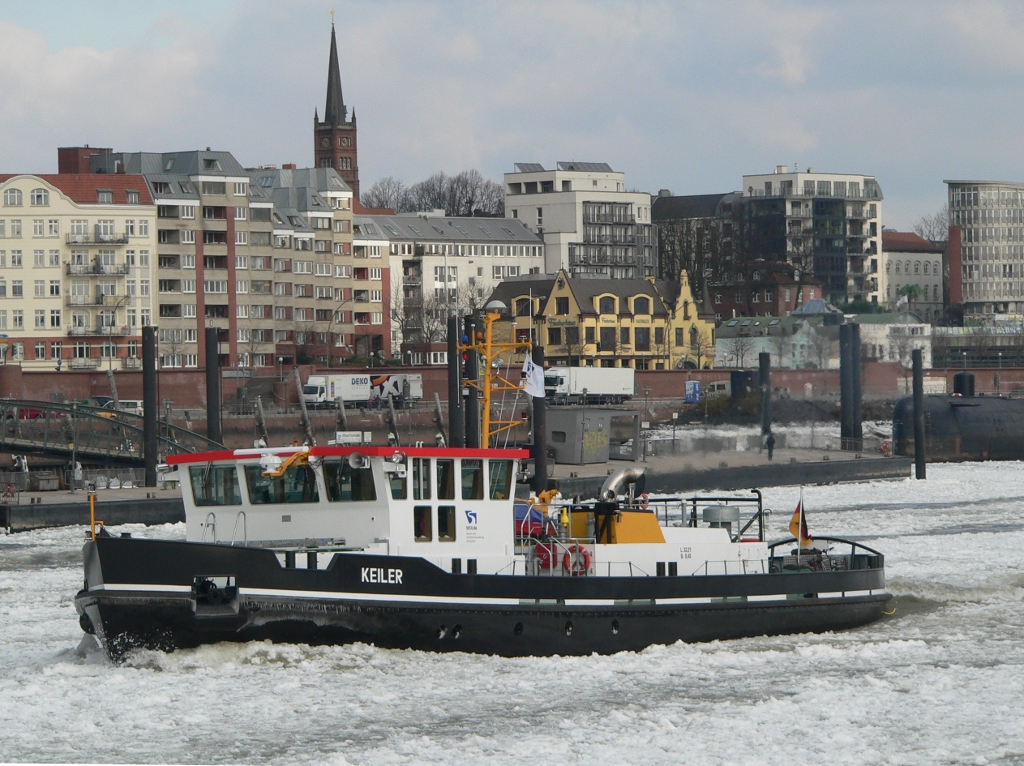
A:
[564, 621, 573, 636]
[437, 624, 447, 639]
[514, 622, 524, 636]
[611, 620, 620, 635]
[452, 624, 462, 639]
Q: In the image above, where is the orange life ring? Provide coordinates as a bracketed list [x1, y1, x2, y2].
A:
[562, 544, 591, 576]
[535, 542, 558, 569]
[880, 440, 892, 455]
[639, 493, 650, 510]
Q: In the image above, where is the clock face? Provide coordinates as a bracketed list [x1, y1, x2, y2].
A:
[342, 137, 351, 147]
[321, 137, 330, 148]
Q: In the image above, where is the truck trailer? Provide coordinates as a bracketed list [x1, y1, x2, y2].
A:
[301, 374, 372, 409]
[543, 366, 634, 404]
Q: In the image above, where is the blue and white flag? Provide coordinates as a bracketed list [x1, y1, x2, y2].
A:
[522, 356, 545, 398]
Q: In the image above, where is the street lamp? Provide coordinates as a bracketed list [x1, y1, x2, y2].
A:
[962, 350, 967, 370]
[998, 351, 1003, 369]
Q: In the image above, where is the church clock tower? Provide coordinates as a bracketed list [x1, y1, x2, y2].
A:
[314, 19, 359, 198]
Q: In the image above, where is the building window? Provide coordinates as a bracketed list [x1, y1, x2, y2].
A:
[4, 189, 23, 206]
[97, 190, 113, 204]
[633, 297, 650, 315]
[555, 297, 570, 315]
[620, 327, 630, 346]
[548, 327, 562, 346]
[599, 296, 615, 314]
[127, 191, 140, 205]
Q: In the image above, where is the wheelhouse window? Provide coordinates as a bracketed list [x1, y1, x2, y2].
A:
[189, 465, 241, 506]
[489, 460, 513, 500]
[244, 463, 319, 504]
[414, 505, 432, 541]
[323, 460, 377, 502]
[461, 459, 484, 500]
[436, 459, 455, 500]
[388, 465, 407, 500]
[412, 458, 431, 500]
[438, 506, 456, 542]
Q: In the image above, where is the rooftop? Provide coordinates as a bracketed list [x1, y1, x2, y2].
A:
[354, 214, 543, 244]
[0, 174, 153, 206]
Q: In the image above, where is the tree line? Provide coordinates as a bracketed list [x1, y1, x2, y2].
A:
[361, 170, 505, 217]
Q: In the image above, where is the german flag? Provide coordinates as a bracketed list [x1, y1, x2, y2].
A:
[789, 493, 813, 547]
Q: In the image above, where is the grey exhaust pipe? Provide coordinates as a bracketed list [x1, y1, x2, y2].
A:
[600, 467, 647, 502]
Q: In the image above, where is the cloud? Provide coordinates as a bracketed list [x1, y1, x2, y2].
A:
[0, 19, 204, 170]
[7, 1, 1024, 231]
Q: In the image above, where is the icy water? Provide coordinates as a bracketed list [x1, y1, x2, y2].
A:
[2, 463, 1023, 765]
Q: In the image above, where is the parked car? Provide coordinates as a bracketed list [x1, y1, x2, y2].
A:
[102, 400, 144, 417]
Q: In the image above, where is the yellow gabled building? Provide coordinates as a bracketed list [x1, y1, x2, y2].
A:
[487, 269, 716, 369]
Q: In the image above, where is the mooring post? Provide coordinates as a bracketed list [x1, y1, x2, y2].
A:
[839, 324, 854, 450]
[205, 327, 221, 445]
[758, 351, 771, 437]
[912, 348, 926, 479]
[142, 326, 158, 487]
[447, 315, 464, 448]
[851, 322, 863, 450]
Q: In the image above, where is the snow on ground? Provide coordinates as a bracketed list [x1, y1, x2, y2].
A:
[1, 466, 1023, 765]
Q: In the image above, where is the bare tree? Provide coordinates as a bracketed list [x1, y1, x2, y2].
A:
[454, 279, 487, 316]
[723, 335, 753, 368]
[688, 326, 714, 369]
[389, 271, 419, 353]
[361, 176, 409, 211]
[239, 321, 272, 375]
[657, 219, 724, 296]
[769, 330, 792, 369]
[810, 325, 833, 369]
[158, 329, 183, 369]
[363, 170, 506, 217]
[563, 325, 585, 366]
[913, 204, 950, 243]
[419, 291, 449, 346]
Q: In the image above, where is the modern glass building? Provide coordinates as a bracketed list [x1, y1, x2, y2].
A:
[946, 180, 1024, 319]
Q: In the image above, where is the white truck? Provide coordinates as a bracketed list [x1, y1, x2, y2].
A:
[301, 374, 372, 409]
[543, 366, 634, 404]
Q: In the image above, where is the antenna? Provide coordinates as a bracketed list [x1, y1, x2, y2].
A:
[331, 9, 335, 25]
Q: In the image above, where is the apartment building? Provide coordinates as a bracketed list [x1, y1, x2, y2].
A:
[0, 172, 155, 370]
[880, 231, 944, 321]
[741, 166, 883, 303]
[355, 211, 544, 364]
[945, 180, 1024, 320]
[67, 150, 274, 370]
[707, 261, 822, 321]
[350, 217, 391, 357]
[248, 166, 364, 365]
[504, 162, 656, 279]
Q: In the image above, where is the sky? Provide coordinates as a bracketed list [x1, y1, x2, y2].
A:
[2, 0, 1024, 229]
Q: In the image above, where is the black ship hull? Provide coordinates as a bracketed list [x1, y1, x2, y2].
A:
[76, 538, 891, 660]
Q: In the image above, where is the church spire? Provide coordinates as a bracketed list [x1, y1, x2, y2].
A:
[324, 21, 346, 126]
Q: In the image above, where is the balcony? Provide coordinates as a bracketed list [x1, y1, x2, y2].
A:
[122, 356, 142, 369]
[65, 294, 134, 307]
[583, 213, 636, 225]
[67, 325, 130, 337]
[65, 263, 131, 277]
[403, 274, 422, 285]
[69, 358, 101, 369]
[66, 231, 130, 246]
